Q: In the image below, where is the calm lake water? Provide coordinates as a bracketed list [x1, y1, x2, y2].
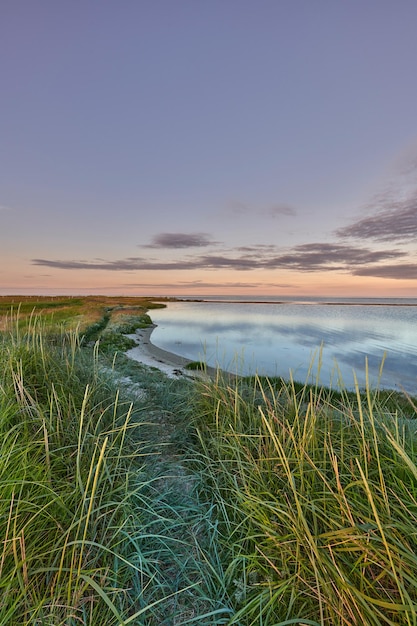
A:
[149, 297, 417, 393]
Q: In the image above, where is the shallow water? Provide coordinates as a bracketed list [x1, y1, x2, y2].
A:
[150, 298, 417, 392]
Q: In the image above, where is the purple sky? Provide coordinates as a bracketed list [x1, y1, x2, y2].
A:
[1, 0, 417, 297]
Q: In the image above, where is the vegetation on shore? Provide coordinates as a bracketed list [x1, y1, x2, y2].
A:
[0, 298, 231, 624]
[1, 296, 417, 625]
[193, 372, 417, 625]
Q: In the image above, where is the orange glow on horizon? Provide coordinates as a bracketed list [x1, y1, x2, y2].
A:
[1, 268, 416, 299]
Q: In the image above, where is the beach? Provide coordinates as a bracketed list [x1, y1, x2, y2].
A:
[125, 325, 213, 379]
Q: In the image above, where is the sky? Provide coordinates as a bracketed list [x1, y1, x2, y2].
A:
[1, 0, 417, 298]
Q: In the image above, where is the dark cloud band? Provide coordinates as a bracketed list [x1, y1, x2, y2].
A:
[353, 264, 417, 279]
[144, 232, 217, 248]
[32, 242, 407, 277]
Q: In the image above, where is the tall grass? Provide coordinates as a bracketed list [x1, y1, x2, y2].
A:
[0, 311, 234, 625]
[0, 314, 155, 624]
[192, 370, 417, 625]
[5, 300, 417, 624]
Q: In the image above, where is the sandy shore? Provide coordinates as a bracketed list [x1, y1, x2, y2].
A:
[125, 325, 214, 379]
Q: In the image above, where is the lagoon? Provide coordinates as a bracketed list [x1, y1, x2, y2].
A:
[149, 297, 417, 393]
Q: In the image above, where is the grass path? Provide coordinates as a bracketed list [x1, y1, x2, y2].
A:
[104, 357, 233, 625]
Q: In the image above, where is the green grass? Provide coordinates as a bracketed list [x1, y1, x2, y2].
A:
[185, 361, 207, 371]
[191, 370, 417, 625]
[0, 305, 233, 624]
[2, 297, 417, 624]
[0, 316, 153, 624]
[94, 312, 154, 354]
[0, 295, 167, 335]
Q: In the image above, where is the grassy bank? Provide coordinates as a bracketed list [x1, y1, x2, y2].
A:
[191, 372, 417, 625]
[0, 316, 145, 623]
[0, 300, 232, 624]
[1, 297, 417, 624]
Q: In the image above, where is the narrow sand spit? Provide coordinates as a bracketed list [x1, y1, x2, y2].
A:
[125, 325, 212, 379]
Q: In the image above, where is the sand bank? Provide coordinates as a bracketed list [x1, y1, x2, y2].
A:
[125, 325, 214, 379]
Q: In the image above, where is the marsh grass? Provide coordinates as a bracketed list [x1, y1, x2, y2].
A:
[192, 369, 417, 625]
[0, 314, 156, 624]
[95, 312, 154, 354]
[0, 308, 233, 625]
[185, 361, 207, 372]
[3, 297, 417, 625]
[0, 295, 167, 337]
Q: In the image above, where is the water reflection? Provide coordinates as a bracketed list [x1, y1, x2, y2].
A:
[150, 301, 417, 392]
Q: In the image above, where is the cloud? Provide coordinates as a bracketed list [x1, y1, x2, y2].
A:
[144, 232, 218, 248]
[330, 161, 417, 279]
[226, 201, 297, 218]
[266, 243, 404, 272]
[123, 280, 297, 290]
[236, 245, 276, 253]
[337, 204, 417, 242]
[0, 204, 13, 212]
[30, 256, 215, 271]
[353, 264, 417, 280]
[32, 242, 406, 274]
[263, 204, 297, 218]
[336, 154, 417, 244]
[32, 257, 139, 271]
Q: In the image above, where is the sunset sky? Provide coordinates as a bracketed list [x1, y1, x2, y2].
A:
[1, 0, 417, 297]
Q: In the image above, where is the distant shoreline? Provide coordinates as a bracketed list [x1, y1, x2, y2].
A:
[175, 298, 417, 306]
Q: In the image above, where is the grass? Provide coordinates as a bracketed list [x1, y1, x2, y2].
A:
[0, 314, 155, 624]
[2, 296, 417, 624]
[0, 304, 232, 624]
[191, 370, 417, 625]
[185, 361, 207, 371]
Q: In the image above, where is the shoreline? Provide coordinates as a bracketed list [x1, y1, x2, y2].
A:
[125, 325, 217, 379]
[176, 298, 417, 306]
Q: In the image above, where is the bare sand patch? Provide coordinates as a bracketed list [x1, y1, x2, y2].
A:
[125, 325, 213, 379]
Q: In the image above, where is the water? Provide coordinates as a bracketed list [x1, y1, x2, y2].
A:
[149, 297, 417, 392]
